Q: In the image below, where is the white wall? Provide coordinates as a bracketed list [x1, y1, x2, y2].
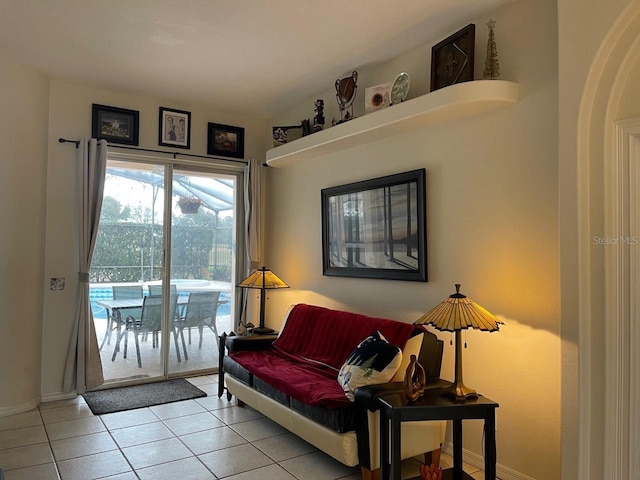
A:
[264, 0, 559, 478]
[0, 58, 49, 413]
[40, 80, 265, 396]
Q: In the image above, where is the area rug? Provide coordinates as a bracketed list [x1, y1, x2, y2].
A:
[83, 378, 207, 415]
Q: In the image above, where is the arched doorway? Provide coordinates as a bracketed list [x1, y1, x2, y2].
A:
[576, 3, 640, 478]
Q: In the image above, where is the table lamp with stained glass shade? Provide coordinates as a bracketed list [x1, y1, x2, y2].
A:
[414, 284, 503, 400]
[237, 266, 289, 334]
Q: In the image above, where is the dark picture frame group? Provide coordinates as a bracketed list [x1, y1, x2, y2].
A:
[159, 107, 191, 149]
[207, 122, 245, 159]
[321, 169, 427, 282]
[91, 104, 139, 146]
[430, 24, 476, 92]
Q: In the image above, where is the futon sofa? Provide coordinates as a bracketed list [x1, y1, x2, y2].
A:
[222, 304, 446, 479]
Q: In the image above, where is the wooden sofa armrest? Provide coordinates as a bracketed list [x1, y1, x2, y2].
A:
[419, 329, 444, 381]
[225, 334, 277, 353]
[353, 382, 404, 411]
[219, 333, 278, 399]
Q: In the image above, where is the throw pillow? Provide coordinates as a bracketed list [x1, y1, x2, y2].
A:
[337, 331, 403, 401]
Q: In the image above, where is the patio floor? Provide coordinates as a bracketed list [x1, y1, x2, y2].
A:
[95, 315, 232, 384]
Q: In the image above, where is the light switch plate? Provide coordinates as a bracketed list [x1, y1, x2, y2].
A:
[50, 278, 65, 291]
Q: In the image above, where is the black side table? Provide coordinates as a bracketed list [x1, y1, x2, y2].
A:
[217, 332, 278, 400]
[378, 389, 499, 480]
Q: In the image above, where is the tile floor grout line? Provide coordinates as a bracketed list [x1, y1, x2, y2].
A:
[37, 402, 63, 480]
[98, 412, 141, 479]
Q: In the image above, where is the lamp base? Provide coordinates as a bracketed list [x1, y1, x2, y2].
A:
[441, 381, 478, 401]
[252, 326, 275, 335]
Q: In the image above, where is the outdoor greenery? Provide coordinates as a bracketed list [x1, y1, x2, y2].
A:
[90, 197, 233, 283]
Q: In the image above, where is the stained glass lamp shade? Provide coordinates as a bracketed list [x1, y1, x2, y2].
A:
[237, 267, 289, 334]
[415, 284, 503, 400]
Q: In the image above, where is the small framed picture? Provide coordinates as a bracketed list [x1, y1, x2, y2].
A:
[92, 104, 139, 145]
[272, 125, 304, 147]
[207, 122, 245, 158]
[159, 107, 191, 149]
[430, 24, 476, 92]
[364, 82, 391, 114]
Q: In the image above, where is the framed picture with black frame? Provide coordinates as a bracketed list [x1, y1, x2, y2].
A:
[430, 24, 475, 92]
[207, 122, 245, 159]
[91, 104, 139, 145]
[321, 169, 427, 282]
[159, 106, 191, 149]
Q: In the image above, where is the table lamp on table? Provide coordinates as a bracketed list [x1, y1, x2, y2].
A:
[237, 266, 289, 334]
[415, 284, 503, 400]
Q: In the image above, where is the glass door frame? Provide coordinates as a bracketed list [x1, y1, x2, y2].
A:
[94, 149, 246, 387]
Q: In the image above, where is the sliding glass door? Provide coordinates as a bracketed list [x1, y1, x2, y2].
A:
[90, 155, 240, 386]
[168, 168, 235, 375]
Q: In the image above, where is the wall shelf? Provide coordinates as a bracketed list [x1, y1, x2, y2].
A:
[266, 80, 519, 168]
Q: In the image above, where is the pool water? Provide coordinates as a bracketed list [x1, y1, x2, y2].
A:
[90, 285, 231, 319]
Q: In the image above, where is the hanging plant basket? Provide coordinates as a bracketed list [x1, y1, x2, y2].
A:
[177, 197, 202, 214]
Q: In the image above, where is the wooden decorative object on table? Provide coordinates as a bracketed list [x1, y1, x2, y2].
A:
[403, 354, 426, 402]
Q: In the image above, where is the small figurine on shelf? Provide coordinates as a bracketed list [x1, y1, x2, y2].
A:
[313, 99, 325, 132]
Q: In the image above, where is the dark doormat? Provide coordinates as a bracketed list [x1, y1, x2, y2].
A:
[83, 378, 207, 415]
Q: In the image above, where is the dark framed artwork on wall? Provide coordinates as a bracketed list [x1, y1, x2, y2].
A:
[159, 107, 191, 149]
[207, 122, 245, 158]
[91, 104, 139, 145]
[430, 24, 476, 92]
[321, 169, 427, 282]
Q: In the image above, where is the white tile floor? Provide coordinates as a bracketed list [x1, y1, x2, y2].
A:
[0, 375, 486, 480]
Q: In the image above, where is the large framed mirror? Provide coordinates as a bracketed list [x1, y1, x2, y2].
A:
[321, 169, 427, 281]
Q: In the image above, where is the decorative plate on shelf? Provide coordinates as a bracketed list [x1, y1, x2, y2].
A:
[390, 72, 410, 104]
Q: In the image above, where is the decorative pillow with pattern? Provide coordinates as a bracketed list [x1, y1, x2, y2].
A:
[337, 331, 403, 401]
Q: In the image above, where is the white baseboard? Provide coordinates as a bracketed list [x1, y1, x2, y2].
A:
[0, 390, 79, 418]
[41, 391, 78, 403]
[442, 441, 535, 480]
[0, 397, 41, 418]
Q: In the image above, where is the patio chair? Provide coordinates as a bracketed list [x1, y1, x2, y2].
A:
[99, 285, 143, 351]
[176, 291, 227, 360]
[111, 294, 182, 368]
[148, 284, 177, 297]
[144, 285, 180, 340]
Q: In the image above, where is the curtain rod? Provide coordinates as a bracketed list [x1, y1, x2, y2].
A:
[58, 137, 252, 166]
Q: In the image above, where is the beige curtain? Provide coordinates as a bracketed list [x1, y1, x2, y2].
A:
[244, 158, 263, 269]
[62, 138, 107, 393]
[239, 158, 263, 328]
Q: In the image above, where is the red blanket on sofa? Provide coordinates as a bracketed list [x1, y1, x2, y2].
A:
[230, 304, 418, 408]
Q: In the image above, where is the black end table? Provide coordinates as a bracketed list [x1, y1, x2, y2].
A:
[378, 389, 499, 480]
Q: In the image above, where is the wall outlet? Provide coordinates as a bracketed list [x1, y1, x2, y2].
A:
[50, 278, 65, 291]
